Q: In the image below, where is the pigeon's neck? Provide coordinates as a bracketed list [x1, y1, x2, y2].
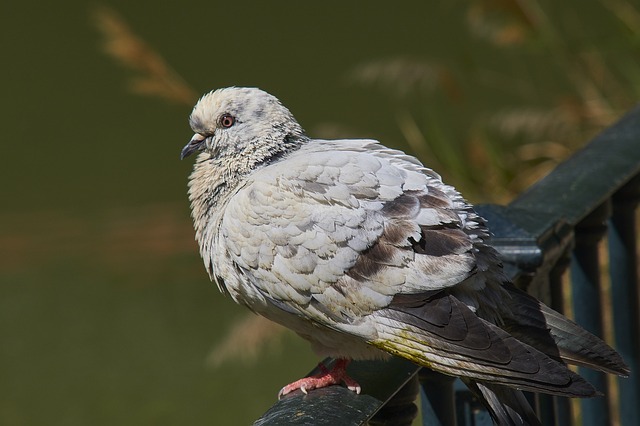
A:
[187, 133, 307, 280]
[189, 133, 306, 206]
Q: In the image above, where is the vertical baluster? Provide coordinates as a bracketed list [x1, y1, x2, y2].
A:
[418, 369, 456, 426]
[370, 374, 419, 426]
[527, 225, 575, 425]
[530, 272, 558, 426]
[450, 378, 493, 426]
[549, 253, 574, 425]
[571, 202, 612, 425]
[535, 392, 556, 425]
[608, 178, 640, 426]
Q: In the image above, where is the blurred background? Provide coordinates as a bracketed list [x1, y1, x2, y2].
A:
[1, 1, 639, 424]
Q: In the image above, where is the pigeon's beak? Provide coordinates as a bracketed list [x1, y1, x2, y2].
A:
[181, 134, 207, 159]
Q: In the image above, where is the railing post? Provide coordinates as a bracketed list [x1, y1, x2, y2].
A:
[547, 252, 574, 426]
[453, 380, 493, 426]
[475, 204, 575, 424]
[608, 177, 640, 426]
[418, 369, 456, 426]
[570, 202, 612, 425]
[369, 374, 419, 426]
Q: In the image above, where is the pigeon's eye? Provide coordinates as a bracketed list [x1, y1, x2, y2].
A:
[219, 114, 236, 128]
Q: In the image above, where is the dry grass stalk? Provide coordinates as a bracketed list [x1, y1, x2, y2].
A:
[600, 0, 640, 35]
[396, 110, 440, 168]
[206, 314, 287, 367]
[489, 107, 575, 141]
[349, 58, 442, 98]
[92, 5, 198, 106]
[466, 0, 536, 46]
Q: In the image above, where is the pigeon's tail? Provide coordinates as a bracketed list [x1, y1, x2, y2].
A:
[462, 379, 542, 426]
[501, 285, 630, 377]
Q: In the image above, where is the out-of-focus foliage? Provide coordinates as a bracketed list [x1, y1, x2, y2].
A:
[348, 0, 640, 203]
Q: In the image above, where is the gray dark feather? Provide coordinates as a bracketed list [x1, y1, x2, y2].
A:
[501, 285, 630, 377]
[462, 379, 542, 426]
[377, 293, 597, 397]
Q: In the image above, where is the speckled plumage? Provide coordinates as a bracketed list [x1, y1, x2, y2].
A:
[182, 87, 628, 425]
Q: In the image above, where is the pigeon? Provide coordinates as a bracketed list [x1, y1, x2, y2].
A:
[181, 87, 629, 425]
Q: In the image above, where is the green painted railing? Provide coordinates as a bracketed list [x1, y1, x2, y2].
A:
[254, 105, 640, 425]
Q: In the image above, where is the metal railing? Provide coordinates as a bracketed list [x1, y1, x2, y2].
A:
[254, 106, 640, 426]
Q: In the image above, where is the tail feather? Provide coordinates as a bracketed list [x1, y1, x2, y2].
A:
[502, 286, 630, 377]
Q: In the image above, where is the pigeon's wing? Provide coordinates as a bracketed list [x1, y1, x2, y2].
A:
[371, 291, 596, 397]
[220, 142, 479, 323]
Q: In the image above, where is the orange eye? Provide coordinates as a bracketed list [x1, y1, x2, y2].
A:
[220, 113, 235, 128]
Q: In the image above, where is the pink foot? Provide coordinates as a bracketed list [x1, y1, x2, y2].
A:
[278, 359, 361, 399]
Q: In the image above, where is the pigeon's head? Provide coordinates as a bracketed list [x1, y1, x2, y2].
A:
[181, 87, 305, 160]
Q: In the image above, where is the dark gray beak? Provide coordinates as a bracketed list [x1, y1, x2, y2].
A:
[181, 134, 207, 159]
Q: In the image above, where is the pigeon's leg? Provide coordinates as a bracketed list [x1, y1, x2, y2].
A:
[278, 358, 361, 399]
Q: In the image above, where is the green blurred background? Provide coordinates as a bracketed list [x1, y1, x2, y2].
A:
[1, 1, 639, 424]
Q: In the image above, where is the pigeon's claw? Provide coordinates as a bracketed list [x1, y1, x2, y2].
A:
[278, 359, 360, 399]
[345, 378, 362, 394]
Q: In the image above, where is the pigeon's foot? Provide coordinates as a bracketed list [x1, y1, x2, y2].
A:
[278, 359, 361, 399]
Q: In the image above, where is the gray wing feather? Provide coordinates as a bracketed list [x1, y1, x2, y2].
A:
[372, 293, 596, 397]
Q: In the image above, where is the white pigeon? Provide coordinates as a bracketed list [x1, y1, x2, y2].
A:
[181, 87, 628, 425]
